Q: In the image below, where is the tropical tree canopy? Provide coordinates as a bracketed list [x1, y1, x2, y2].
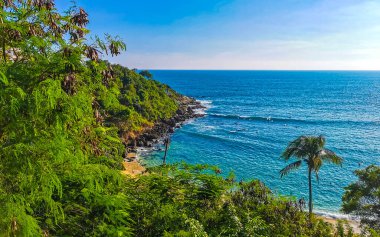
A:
[280, 135, 343, 218]
[342, 165, 380, 232]
[280, 135, 343, 180]
[0, 1, 364, 237]
[0, 1, 179, 235]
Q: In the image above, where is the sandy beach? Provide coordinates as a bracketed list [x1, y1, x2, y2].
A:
[318, 215, 361, 234]
[122, 153, 146, 177]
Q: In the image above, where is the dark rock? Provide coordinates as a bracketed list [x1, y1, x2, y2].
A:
[130, 96, 207, 150]
[177, 109, 184, 115]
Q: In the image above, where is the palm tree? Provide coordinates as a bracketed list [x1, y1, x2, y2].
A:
[280, 135, 343, 219]
[162, 136, 170, 165]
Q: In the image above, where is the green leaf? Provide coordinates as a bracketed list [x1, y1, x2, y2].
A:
[0, 71, 9, 85]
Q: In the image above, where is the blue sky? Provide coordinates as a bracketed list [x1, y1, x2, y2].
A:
[58, 1, 380, 70]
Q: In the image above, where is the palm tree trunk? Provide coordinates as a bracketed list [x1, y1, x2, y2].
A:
[308, 168, 313, 220]
[163, 138, 169, 165]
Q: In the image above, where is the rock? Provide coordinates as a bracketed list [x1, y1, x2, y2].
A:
[177, 109, 184, 115]
[129, 96, 207, 151]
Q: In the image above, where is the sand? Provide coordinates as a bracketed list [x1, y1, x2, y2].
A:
[318, 215, 361, 234]
[121, 160, 146, 177]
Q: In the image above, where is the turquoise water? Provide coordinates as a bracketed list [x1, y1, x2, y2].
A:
[143, 70, 380, 215]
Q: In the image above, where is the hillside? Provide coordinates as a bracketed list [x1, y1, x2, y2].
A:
[0, 1, 377, 236]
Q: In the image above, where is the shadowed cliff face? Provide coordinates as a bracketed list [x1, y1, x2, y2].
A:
[128, 96, 206, 148]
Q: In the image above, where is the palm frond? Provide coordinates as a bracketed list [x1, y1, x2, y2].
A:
[312, 157, 323, 172]
[315, 171, 320, 183]
[280, 160, 303, 178]
[317, 135, 325, 149]
[319, 148, 343, 166]
[281, 136, 309, 160]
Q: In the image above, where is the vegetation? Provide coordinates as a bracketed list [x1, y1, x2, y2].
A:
[342, 165, 380, 233]
[280, 135, 343, 218]
[0, 1, 378, 236]
[105, 63, 180, 139]
[0, 1, 178, 235]
[126, 163, 340, 237]
[139, 70, 153, 80]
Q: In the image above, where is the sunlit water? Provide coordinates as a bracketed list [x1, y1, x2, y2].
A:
[141, 70, 380, 217]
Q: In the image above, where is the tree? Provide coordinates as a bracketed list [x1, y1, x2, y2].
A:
[342, 165, 380, 232]
[0, 1, 132, 235]
[280, 135, 343, 219]
[139, 70, 153, 79]
[127, 163, 331, 236]
[162, 136, 170, 165]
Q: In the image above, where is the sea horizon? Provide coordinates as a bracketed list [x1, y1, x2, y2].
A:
[141, 69, 380, 72]
[3, 1, 380, 235]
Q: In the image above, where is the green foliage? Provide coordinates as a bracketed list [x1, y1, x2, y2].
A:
[0, 1, 361, 237]
[367, 229, 380, 237]
[281, 135, 343, 179]
[0, 1, 135, 236]
[342, 165, 380, 232]
[280, 135, 343, 216]
[334, 220, 354, 237]
[124, 164, 338, 237]
[110, 64, 179, 135]
[139, 70, 153, 80]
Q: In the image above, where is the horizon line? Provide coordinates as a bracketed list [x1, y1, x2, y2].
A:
[136, 69, 380, 71]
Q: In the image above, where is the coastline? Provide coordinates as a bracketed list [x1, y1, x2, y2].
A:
[120, 96, 361, 232]
[127, 96, 206, 149]
[122, 96, 207, 176]
[315, 210, 360, 233]
[318, 215, 360, 234]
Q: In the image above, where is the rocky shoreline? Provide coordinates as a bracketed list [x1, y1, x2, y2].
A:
[126, 96, 206, 155]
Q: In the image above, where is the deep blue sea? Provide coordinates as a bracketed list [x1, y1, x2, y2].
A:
[142, 70, 380, 216]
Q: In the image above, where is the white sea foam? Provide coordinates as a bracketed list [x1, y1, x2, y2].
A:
[314, 210, 359, 221]
[193, 108, 206, 115]
[136, 146, 158, 158]
[196, 125, 216, 132]
[193, 99, 212, 115]
[198, 99, 212, 107]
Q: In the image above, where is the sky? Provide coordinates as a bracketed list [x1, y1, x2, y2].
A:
[58, 0, 380, 70]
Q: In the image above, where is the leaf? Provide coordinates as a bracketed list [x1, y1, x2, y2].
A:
[105, 135, 121, 143]
[280, 160, 303, 178]
[0, 71, 9, 85]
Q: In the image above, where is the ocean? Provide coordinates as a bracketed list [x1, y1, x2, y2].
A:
[141, 70, 380, 217]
